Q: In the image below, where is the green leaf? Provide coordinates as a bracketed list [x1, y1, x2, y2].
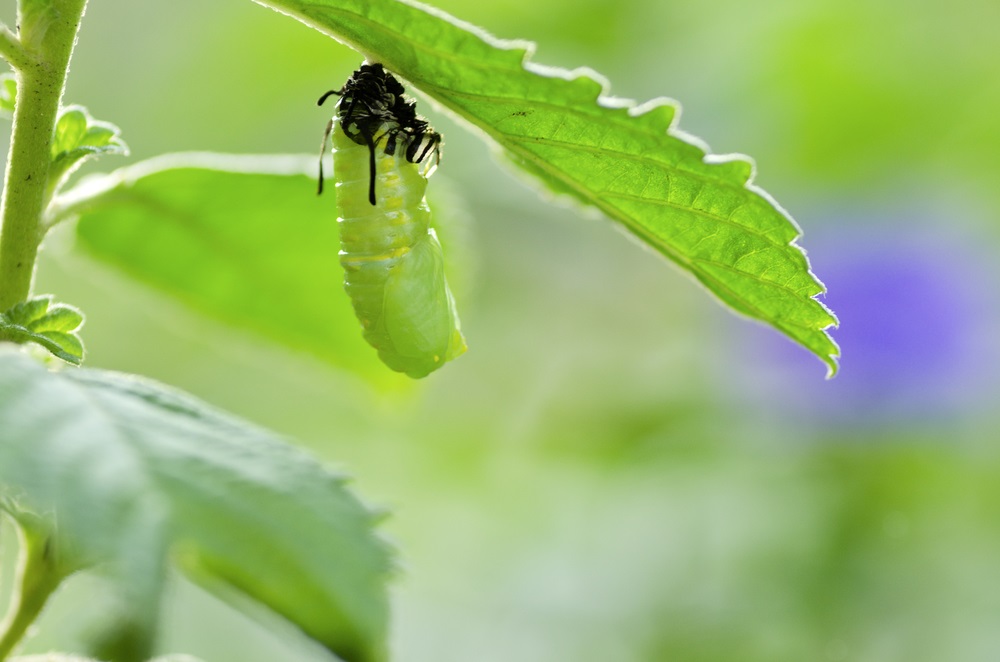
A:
[0, 72, 15, 118]
[65, 153, 397, 382]
[47, 105, 128, 199]
[0, 349, 391, 662]
[0, 295, 85, 363]
[257, 0, 840, 375]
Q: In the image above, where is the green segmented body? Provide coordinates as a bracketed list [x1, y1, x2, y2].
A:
[332, 121, 466, 378]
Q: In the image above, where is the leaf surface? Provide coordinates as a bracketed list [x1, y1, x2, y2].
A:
[256, 0, 840, 374]
[0, 349, 391, 662]
[66, 153, 390, 381]
[47, 105, 128, 199]
[0, 295, 85, 363]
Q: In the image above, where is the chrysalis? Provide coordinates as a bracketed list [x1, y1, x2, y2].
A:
[318, 63, 466, 378]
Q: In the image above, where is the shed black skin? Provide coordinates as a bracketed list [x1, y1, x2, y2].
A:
[317, 63, 442, 205]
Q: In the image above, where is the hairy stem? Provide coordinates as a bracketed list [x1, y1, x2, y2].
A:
[0, 515, 65, 660]
[0, 25, 34, 72]
[0, 0, 89, 311]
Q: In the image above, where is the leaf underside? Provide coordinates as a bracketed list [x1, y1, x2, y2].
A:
[70, 153, 397, 381]
[0, 349, 391, 662]
[257, 0, 840, 375]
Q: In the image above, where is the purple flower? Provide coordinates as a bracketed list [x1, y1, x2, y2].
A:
[732, 211, 999, 432]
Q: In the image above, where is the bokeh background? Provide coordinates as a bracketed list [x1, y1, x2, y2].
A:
[3, 0, 1000, 660]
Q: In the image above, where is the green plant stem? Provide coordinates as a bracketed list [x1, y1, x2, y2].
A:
[0, 0, 89, 311]
[0, 25, 34, 72]
[0, 515, 65, 660]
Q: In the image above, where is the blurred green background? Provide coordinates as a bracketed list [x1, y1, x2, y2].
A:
[4, 0, 1000, 660]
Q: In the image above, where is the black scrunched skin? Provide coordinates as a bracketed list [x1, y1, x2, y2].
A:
[317, 63, 442, 205]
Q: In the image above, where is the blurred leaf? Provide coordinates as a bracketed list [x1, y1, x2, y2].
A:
[760, 2, 1000, 188]
[0, 349, 391, 662]
[62, 153, 401, 382]
[47, 105, 128, 198]
[0, 72, 15, 117]
[255, 0, 839, 375]
[0, 294, 85, 363]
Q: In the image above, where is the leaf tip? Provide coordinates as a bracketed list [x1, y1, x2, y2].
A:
[823, 340, 841, 379]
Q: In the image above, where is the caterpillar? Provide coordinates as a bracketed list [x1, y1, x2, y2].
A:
[318, 63, 466, 378]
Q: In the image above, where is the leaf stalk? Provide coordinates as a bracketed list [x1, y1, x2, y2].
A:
[0, 25, 34, 71]
[0, 514, 67, 660]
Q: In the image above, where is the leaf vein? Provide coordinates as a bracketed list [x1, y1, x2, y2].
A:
[598, 190, 785, 249]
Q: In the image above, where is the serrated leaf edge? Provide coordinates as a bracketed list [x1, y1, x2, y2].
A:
[277, 0, 840, 375]
[1, 295, 85, 364]
[53, 104, 130, 156]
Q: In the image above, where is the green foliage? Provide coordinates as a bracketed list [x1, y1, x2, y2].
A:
[0, 75, 126, 197]
[48, 106, 128, 200]
[0, 349, 391, 662]
[0, 295, 84, 364]
[0, 0, 853, 659]
[257, 0, 839, 375]
[59, 2, 842, 378]
[66, 153, 396, 381]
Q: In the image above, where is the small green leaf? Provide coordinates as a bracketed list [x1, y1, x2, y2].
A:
[66, 153, 397, 382]
[0, 72, 15, 117]
[0, 349, 391, 662]
[35, 329, 84, 357]
[0, 295, 85, 364]
[47, 104, 128, 199]
[27, 304, 85, 332]
[52, 108, 89, 156]
[257, 0, 840, 375]
[2, 296, 51, 325]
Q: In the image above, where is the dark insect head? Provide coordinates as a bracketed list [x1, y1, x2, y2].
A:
[317, 63, 443, 205]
